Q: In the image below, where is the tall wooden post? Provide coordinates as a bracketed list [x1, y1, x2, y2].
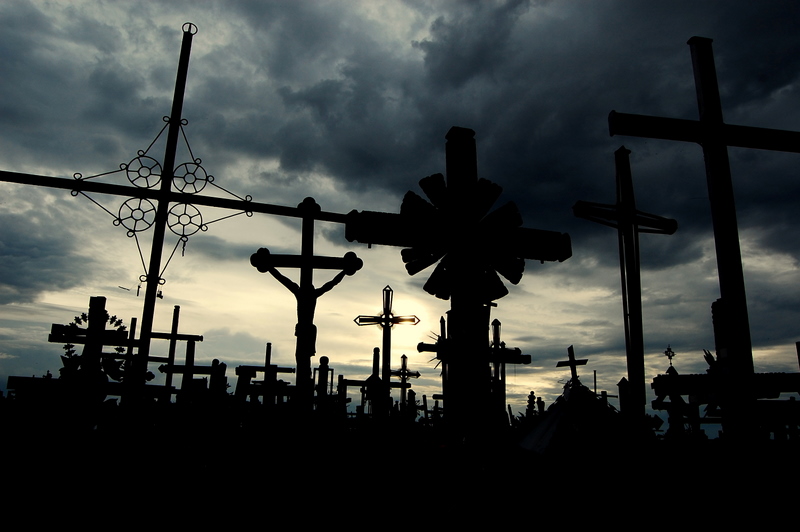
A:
[444, 127, 490, 435]
[574, 147, 677, 417]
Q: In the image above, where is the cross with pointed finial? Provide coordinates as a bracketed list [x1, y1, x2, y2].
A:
[354, 285, 419, 385]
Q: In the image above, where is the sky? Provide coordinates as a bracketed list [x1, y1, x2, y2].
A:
[2, 0, 800, 423]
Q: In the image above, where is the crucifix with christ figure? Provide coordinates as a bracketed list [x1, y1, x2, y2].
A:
[250, 197, 362, 408]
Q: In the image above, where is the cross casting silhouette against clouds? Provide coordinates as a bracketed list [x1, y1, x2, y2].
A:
[1, 0, 800, 418]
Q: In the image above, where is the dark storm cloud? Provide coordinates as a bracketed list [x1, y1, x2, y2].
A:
[0, 209, 88, 304]
[412, 0, 531, 89]
[3, 0, 800, 374]
[185, 234, 261, 262]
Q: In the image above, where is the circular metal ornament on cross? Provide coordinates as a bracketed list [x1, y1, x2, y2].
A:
[173, 162, 210, 194]
[168, 203, 205, 236]
[125, 156, 163, 188]
[116, 198, 157, 235]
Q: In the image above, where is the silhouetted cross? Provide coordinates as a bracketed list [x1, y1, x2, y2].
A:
[610, 37, 800, 383]
[250, 197, 362, 408]
[489, 318, 531, 415]
[390, 354, 421, 407]
[573, 147, 677, 416]
[557, 345, 587, 382]
[0, 25, 351, 399]
[346, 127, 572, 433]
[354, 285, 419, 384]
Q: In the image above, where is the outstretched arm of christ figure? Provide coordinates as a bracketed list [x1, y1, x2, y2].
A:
[315, 270, 347, 297]
[267, 266, 300, 296]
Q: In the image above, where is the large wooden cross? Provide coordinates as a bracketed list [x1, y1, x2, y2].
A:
[573, 147, 677, 417]
[353, 285, 419, 385]
[609, 37, 800, 395]
[346, 127, 572, 437]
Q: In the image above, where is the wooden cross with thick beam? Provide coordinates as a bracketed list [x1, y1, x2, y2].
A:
[354, 285, 419, 385]
[250, 197, 363, 409]
[347, 127, 571, 436]
[609, 37, 800, 398]
[573, 147, 677, 417]
[390, 354, 421, 407]
[0, 25, 351, 401]
[489, 318, 531, 418]
[557, 345, 588, 383]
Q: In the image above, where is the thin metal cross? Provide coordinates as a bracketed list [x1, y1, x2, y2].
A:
[354, 285, 419, 385]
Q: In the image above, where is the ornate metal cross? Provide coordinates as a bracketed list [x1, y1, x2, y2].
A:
[353, 285, 419, 385]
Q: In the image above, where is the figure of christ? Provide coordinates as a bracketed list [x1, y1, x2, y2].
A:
[265, 265, 347, 360]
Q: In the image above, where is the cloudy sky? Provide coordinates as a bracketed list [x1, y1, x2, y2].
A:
[2, 0, 799, 421]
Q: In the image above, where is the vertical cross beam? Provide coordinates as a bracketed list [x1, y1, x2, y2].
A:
[688, 37, 753, 381]
[164, 305, 181, 392]
[490, 318, 507, 413]
[133, 23, 197, 395]
[444, 128, 493, 437]
[573, 147, 677, 416]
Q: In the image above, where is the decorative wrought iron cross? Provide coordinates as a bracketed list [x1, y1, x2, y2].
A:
[573, 146, 677, 416]
[353, 285, 419, 385]
[0, 24, 351, 399]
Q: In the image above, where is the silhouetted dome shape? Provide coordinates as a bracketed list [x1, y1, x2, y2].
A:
[519, 378, 624, 456]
